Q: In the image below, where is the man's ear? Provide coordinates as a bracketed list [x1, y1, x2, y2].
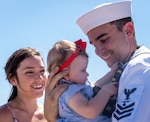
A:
[123, 22, 134, 37]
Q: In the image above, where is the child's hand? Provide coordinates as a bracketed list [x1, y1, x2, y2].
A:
[101, 82, 118, 97]
[110, 62, 118, 73]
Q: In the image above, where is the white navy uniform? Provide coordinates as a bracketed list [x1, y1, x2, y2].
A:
[112, 46, 150, 122]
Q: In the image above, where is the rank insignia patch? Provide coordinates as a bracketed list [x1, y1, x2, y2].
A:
[113, 85, 144, 121]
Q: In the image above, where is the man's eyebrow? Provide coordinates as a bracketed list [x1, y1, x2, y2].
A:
[89, 33, 108, 44]
[95, 33, 108, 41]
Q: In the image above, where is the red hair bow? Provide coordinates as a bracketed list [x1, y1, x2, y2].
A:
[75, 39, 86, 51]
[58, 39, 86, 73]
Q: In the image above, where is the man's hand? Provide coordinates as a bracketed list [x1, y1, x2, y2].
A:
[44, 67, 69, 122]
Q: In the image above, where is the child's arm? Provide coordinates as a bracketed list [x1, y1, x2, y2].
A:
[94, 63, 118, 87]
[68, 82, 118, 119]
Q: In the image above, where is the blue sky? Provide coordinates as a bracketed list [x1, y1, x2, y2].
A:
[0, 0, 150, 105]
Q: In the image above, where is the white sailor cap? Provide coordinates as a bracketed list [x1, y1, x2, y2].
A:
[76, 0, 132, 34]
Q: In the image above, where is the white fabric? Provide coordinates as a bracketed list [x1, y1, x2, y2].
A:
[76, 0, 132, 34]
[112, 46, 150, 122]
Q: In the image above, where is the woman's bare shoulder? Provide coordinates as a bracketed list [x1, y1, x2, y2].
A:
[0, 104, 13, 122]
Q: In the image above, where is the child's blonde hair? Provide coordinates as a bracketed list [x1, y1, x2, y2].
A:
[47, 39, 88, 72]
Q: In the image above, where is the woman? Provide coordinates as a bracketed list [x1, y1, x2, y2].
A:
[0, 47, 47, 122]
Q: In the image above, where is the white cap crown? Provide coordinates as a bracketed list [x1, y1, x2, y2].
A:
[76, 0, 132, 34]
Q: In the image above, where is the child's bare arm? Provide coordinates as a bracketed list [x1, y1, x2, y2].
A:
[68, 82, 118, 119]
[94, 63, 118, 87]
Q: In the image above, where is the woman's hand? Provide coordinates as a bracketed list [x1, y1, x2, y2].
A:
[44, 67, 69, 122]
